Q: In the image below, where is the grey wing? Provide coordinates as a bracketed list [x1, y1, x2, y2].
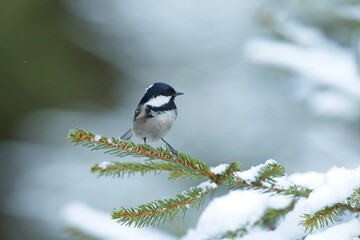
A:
[121, 104, 144, 140]
[133, 104, 144, 121]
[120, 128, 133, 140]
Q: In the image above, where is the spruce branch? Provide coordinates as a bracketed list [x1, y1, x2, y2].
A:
[91, 161, 205, 180]
[111, 186, 214, 228]
[68, 128, 321, 229]
[300, 203, 349, 232]
[68, 129, 298, 196]
[68, 128, 215, 180]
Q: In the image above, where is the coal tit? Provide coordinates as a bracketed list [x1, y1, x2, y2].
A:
[120, 82, 183, 152]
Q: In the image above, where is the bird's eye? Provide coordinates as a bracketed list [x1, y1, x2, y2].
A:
[166, 89, 176, 96]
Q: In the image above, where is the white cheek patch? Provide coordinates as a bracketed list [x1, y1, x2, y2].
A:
[146, 95, 171, 107]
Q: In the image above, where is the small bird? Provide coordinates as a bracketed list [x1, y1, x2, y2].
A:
[120, 82, 184, 152]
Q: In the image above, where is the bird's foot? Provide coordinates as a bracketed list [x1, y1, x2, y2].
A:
[166, 144, 178, 155]
[160, 138, 178, 155]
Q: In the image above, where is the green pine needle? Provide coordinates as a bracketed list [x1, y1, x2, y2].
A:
[256, 162, 286, 184]
[111, 186, 214, 228]
[211, 162, 243, 185]
[224, 162, 242, 179]
[91, 161, 205, 180]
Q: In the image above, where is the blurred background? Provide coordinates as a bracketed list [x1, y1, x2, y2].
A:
[1, 0, 360, 239]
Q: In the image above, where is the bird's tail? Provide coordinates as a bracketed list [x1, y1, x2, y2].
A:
[120, 128, 133, 140]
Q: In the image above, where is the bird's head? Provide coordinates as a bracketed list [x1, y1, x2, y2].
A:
[140, 82, 183, 107]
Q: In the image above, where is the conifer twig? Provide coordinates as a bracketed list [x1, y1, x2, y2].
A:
[68, 128, 215, 180]
[91, 161, 205, 180]
[232, 179, 286, 194]
[301, 187, 360, 232]
[68, 129, 311, 197]
[301, 203, 350, 232]
[111, 186, 214, 227]
[255, 162, 286, 184]
[284, 185, 312, 198]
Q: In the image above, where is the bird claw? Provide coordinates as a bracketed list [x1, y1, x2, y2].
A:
[166, 144, 178, 155]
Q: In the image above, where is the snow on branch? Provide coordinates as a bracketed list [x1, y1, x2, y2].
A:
[68, 128, 360, 239]
[184, 165, 360, 239]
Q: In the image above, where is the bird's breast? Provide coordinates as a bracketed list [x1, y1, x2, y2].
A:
[151, 109, 177, 124]
[133, 109, 177, 142]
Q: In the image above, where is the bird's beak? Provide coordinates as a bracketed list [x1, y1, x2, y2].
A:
[175, 92, 184, 96]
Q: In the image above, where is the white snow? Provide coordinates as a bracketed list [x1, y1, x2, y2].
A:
[197, 180, 217, 191]
[182, 190, 291, 240]
[288, 171, 325, 189]
[304, 219, 360, 240]
[94, 134, 102, 141]
[98, 161, 113, 169]
[61, 201, 176, 240]
[210, 164, 229, 174]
